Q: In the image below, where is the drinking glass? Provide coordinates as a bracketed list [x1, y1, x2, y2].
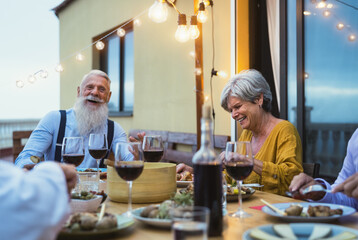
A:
[62, 137, 85, 167]
[224, 141, 254, 218]
[88, 133, 108, 173]
[114, 142, 144, 217]
[142, 135, 164, 162]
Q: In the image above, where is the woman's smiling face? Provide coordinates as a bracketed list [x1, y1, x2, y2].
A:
[227, 96, 261, 130]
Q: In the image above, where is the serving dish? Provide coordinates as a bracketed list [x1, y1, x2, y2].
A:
[132, 206, 171, 228]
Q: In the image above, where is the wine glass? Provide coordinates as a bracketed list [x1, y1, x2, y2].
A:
[88, 133, 108, 173]
[224, 141, 254, 218]
[62, 137, 85, 167]
[114, 142, 144, 217]
[142, 135, 164, 162]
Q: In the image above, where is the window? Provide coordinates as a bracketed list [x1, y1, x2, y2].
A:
[95, 22, 134, 116]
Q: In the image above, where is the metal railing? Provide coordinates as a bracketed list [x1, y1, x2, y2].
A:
[0, 119, 39, 149]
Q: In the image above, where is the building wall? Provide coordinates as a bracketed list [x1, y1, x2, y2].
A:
[57, 0, 247, 136]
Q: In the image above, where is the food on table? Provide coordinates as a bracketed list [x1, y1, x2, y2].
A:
[284, 204, 303, 216]
[227, 185, 250, 195]
[250, 228, 287, 240]
[272, 224, 297, 240]
[71, 191, 96, 200]
[307, 205, 343, 217]
[308, 225, 332, 240]
[176, 171, 193, 181]
[64, 212, 117, 231]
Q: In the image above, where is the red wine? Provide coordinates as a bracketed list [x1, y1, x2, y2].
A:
[115, 163, 144, 181]
[62, 154, 85, 167]
[89, 148, 107, 159]
[225, 164, 253, 181]
[194, 164, 222, 237]
[173, 222, 206, 240]
[143, 150, 164, 162]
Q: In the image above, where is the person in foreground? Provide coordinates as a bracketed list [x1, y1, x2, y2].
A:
[289, 129, 358, 210]
[177, 69, 303, 196]
[0, 160, 77, 240]
[15, 70, 128, 169]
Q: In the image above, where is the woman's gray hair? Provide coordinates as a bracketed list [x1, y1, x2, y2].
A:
[220, 69, 272, 112]
[80, 69, 111, 89]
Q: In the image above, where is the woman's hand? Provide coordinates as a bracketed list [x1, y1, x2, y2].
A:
[129, 132, 146, 142]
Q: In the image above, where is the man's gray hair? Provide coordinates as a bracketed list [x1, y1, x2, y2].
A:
[80, 70, 111, 89]
[220, 69, 272, 112]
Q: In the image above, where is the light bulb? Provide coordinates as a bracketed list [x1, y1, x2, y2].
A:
[148, 0, 168, 23]
[195, 68, 202, 75]
[189, 51, 196, 59]
[28, 75, 36, 83]
[336, 23, 344, 30]
[348, 34, 356, 42]
[16, 80, 24, 88]
[323, 10, 330, 17]
[117, 28, 126, 37]
[76, 53, 85, 61]
[327, 3, 333, 8]
[55, 64, 64, 72]
[189, 16, 200, 39]
[304, 72, 309, 79]
[175, 14, 189, 43]
[217, 70, 227, 78]
[197, 2, 208, 23]
[39, 70, 48, 78]
[95, 41, 105, 50]
[316, 1, 326, 8]
[303, 11, 311, 16]
[134, 19, 142, 26]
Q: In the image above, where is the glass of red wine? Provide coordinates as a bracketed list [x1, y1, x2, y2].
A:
[62, 137, 85, 167]
[88, 133, 108, 173]
[142, 135, 164, 162]
[224, 141, 254, 218]
[114, 142, 144, 217]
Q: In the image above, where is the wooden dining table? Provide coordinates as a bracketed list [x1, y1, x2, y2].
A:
[98, 190, 358, 240]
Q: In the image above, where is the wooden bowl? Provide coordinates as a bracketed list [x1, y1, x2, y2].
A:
[107, 162, 177, 203]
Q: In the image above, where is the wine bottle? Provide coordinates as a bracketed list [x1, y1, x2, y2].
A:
[193, 105, 223, 237]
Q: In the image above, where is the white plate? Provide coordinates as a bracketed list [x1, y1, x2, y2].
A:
[262, 202, 356, 222]
[132, 206, 171, 228]
[59, 214, 134, 239]
[242, 223, 358, 240]
[177, 181, 193, 188]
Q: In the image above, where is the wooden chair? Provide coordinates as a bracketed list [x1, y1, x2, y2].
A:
[12, 130, 33, 162]
[302, 162, 320, 178]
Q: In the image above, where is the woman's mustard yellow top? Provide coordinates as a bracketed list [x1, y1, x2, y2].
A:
[239, 120, 303, 196]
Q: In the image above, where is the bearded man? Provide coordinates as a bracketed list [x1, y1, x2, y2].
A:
[15, 70, 127, 169]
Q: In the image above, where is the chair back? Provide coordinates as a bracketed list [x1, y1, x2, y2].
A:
[12, 130, 33, 162]
[303, 162, 320, 178]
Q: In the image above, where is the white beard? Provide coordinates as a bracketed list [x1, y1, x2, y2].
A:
[73, 96, 108, 136]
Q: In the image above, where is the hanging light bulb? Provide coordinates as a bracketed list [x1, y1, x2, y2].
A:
[16, 80, 24, 88]
[189, 16, 200, 39]
[28, 75, 36, 83]
[148, 0, 168, 23]
[323, 10, 330, 17]
[316, 0, 326, 8]
[117, 28, 126, 37]
[134, 19, 142, 26]
[348, 34, 356, 42]
[194, 68, 202, 76]
[189, 51, 196, 59]
[76, 53, 85, 61]
[95, 41, 105, 50]
[304, 72, 309, 79]
[197, 2, 208, 23]
[336, 23, 344, 30]
[39, 70, 48, 79]
[211, 68, 227, 78]
[175, 14, 189, 43]
[55, 64, 64, 72]
[303, 11, 312, 16]
[326, 3, 333, 8]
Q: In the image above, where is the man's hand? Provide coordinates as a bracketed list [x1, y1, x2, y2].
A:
[289, 173, 325, 200]
[176, 163, 193, 174]
[58, 164, 77, 195]
[129, 132, 146, 143]
[333, 172, 358, 199]
[23, 164, 36, 171]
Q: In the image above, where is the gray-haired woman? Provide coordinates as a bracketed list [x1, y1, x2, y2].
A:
[220, 69, 303, 196]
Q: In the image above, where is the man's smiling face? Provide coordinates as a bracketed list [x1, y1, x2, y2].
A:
[78, 74, 111, 109]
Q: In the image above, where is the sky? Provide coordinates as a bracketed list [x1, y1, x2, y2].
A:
[0, 0, 63, 120]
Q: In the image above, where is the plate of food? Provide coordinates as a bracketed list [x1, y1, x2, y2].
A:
[226, 186, 256, 202]
[176, 171, 193, 188]
[58, 212, 134, 239]
[242, 223, 358, 240]
[262, 202, 355, 222]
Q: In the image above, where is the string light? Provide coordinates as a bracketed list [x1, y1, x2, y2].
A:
[55, 64, 64, 72]
[28, 75, 36, 83]
[197, 2, 208, 23]
[323, 10, 330, 17]
[189, 51, 196, 59]
[75, 53, 85, 61]
[211, 68, 227, 78]
[134, 19, 142, 26]
[39, 70, 48, 79]
[16, 80, 25, 88]
[326, 3, 333, 8]
[195, 68, 202, 76]
[175, 14, 189, 43]
[117, 28, 126, 37]
[189, 16, 200, 39]
[316, 0, 327, 9]
[148, 0, 168, 23]
[95, 41, 105, 50]
[304, 11, 312, 15]
[348, 34, 356, 42]
[304, 72, 309, 79]
[336, 23, 344, 30]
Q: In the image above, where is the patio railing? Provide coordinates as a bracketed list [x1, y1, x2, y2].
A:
[0, 119, 39, 149]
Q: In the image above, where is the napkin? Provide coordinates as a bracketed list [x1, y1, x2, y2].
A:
[249, 205, 265, 211]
